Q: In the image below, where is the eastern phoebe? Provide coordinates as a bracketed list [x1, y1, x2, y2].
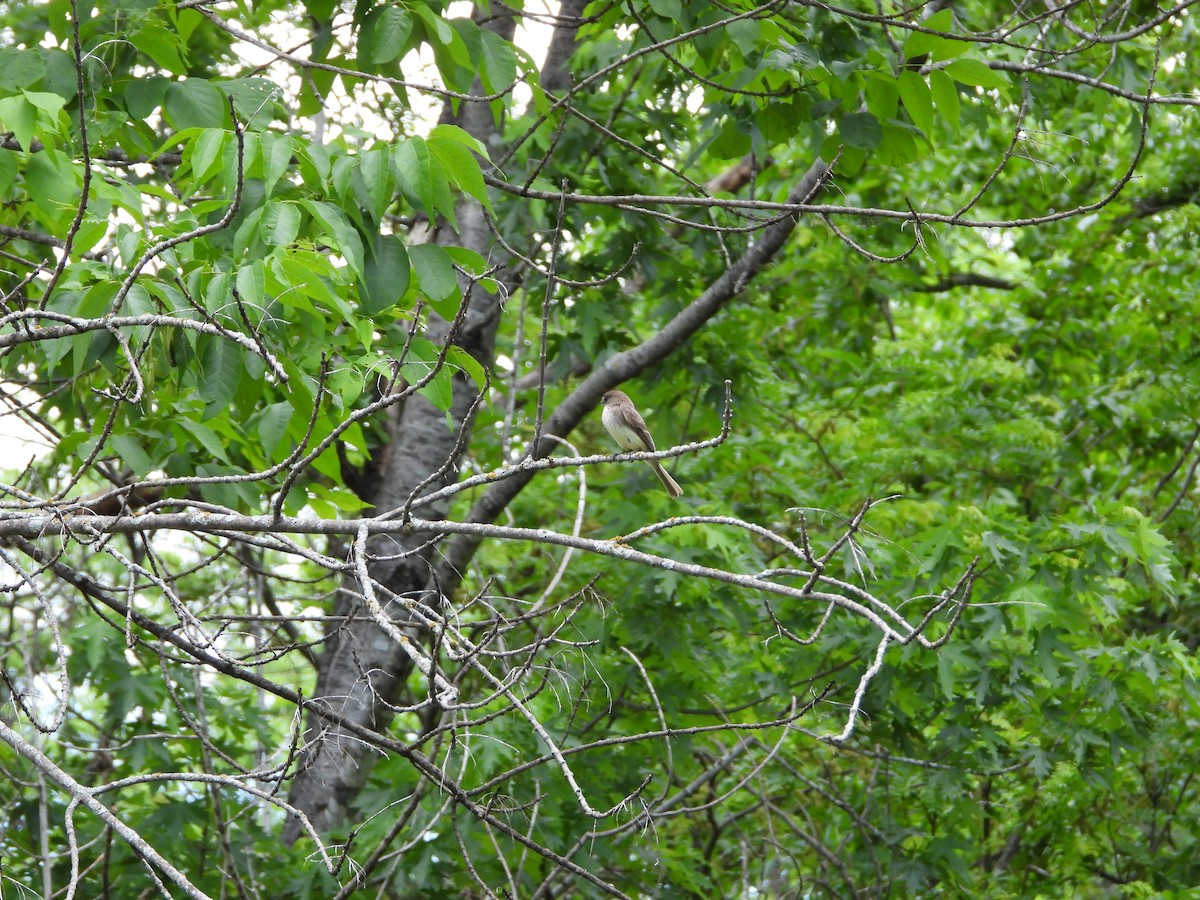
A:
[600, 390, 684, 498]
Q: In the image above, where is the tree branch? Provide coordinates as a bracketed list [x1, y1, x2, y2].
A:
[436, 157, 833, 589]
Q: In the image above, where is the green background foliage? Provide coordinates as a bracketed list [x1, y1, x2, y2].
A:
[1, 0, 1198, 896]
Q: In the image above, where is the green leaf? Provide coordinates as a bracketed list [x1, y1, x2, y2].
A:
[865, 74, 899, 121]
[427, 123, 489, 160]
[257, 402, 293, 458]
[217, 78, 281, 130]
[25, 148, 76, 216]
[417, 9, 473, 92]
[131, 22, 187, 75]
[756, 97, 813, 146]
[898, 71, 933, 137]
[709, 121, 752, 160]
[359, 145, 394, 222]
[830, 58, 862, 79]
[189, 128, 227, 186]
[393, 137, 438, 218]
[361, 233, 410, 314]
[200, 337, 243, 420]
[442, 245, 487, 276]
[194, 463, 254, 509]
[0, 149, 15, 193]
[445, 346, 487, 390]
[904, 10, 955, 59]
[298, 64, 335, 116]
[263, 201, 301, 247]
[37, 48, 77, 98]
[21, 90, 66, 117]
[409, 243, 458, 304]
[443, 17, 479, 70]
[0, 95, 36, 151]
[123, 282, 156, 344]
[235, 260, 265, 312]
[412, 3, 453, 44]
[417, 367, 454, 413]
[302, 199, 365, 276]
[367, 6, 413, 65]
[164, 79, 227, 129]
[929, 69, 960, 132]
[944, 58, 1010, 91]
[307, 482, 367, 517]
[226, 131, 260, 190]
[276, 253, 355, 321]
[204, 271, 232, 317]
[124, 75, 169, 119]
[479, 29, 516, 94]
[838, 112, 883, 149]
[116, 223, 142, 266]
[428, 135, 491, 210]
[261, 133, 293, 197]
[110, 434, 155, 478]
[299, 142, 332, 188]
[178, 419, 230, 462]
[232, 206, 266, 258]
[726, 19, 761, 57]
[173, 7, 203, 44]
[0, 49, 46, 92]
[71, 216, 110, 255]
[937, 645, 961, 698]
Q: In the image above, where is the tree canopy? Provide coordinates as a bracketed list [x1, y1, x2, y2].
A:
[1, 0, 1199, 897]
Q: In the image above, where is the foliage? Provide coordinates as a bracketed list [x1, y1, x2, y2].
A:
[1, 0, 1199, 897]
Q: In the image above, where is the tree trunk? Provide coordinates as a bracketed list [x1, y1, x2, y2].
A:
[284, 0, 590, 843]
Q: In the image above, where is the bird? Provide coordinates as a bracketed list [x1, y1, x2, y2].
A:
[600, 390, 683, 498]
